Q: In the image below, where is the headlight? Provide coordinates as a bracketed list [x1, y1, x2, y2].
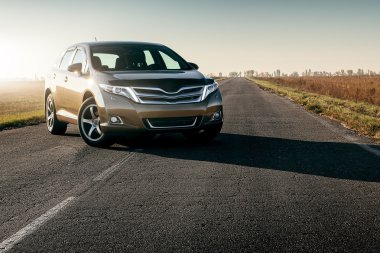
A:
[99, 84, 139, 103]
[201, 82, 219, 101]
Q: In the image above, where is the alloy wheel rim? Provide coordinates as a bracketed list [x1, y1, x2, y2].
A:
[81, 104, 103, 141]
[46, 98, 54, 130]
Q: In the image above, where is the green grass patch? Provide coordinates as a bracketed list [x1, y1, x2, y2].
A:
[0, 81, 45, 130]
[247, 78, 380, 141]
[0, 111, 45, 130]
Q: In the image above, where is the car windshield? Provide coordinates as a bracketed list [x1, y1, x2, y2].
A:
[90, 44, 192, 71]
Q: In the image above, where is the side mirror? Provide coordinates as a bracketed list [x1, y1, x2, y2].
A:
[67, 63, 83, 74]
[188, 62, 199, 70]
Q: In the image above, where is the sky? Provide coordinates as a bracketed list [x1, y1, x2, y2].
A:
[0, 0, 379, 79]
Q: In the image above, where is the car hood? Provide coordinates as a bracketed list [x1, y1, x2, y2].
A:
[105, 70, 208, 92]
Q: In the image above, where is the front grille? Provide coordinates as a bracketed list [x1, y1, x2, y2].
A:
[145, 117, 198, 129]
[132, 86, 204, 104]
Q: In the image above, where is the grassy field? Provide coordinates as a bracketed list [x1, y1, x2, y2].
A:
[260, 76, 380, 105]
[0, 81, 45, 130]
[248, 78, 380, 141]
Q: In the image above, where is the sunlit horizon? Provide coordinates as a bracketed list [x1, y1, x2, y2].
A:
[0, 0, 379, 80]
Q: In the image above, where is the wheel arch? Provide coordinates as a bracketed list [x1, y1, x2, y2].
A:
[45, 88, 52, 101]
[83, 90, 94, 102]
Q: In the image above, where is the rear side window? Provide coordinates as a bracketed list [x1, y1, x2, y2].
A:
[59, 49, 75, 70]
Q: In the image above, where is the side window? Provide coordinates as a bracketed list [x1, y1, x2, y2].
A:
[72, 49, 87, 72]
[159, 51, 180, 70]
[59, 49, 75, 70]
[144, 50, 154, 66]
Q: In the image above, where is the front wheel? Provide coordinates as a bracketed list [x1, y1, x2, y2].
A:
[78, 98, 114, 147]
[46, 94, 67, 135]
[183, 123, 222, 142]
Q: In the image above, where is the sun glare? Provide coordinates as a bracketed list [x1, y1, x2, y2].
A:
[0, 43, 20, 79]
[0, 42, 27, 80]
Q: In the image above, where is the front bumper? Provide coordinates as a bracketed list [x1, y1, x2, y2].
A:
[97, 89, 223, 135]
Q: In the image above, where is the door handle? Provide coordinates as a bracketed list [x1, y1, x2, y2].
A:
[64, 76, 68, 83]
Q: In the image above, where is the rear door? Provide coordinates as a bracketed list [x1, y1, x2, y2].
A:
[55, 48, 75, 115]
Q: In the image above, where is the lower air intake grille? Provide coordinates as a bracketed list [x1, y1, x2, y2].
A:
[145, 117, 198, 129]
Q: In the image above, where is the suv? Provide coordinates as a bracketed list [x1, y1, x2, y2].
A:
[45, 42, 223, 147]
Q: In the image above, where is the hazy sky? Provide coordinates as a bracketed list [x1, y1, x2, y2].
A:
[0, 0, 379, 79]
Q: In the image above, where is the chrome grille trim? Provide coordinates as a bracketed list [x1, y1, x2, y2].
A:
[137, 91, 203, 100]
[131, 86, 204, 104]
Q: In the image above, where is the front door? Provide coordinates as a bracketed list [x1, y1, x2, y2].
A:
[65, 47, 89, 117]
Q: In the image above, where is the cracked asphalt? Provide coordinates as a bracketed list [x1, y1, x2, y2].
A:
[1, 78, 379, 252]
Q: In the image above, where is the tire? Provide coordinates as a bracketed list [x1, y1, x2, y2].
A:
[78, 98, 114, 147]
[183, 123, 222, 142]
[45, 94, 67, 135]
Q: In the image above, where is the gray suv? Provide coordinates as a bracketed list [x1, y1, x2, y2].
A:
[45, 42, 223, 147]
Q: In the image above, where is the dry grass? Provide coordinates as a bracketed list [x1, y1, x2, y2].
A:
[214, 77, 228, 82]
[0, 81, 45, 130]
[248, 78, 380, 141]
[259, 76, 380, 105]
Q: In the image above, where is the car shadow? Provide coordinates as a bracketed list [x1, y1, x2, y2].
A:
[111, 133, 380, 182]
[64, 133, 81, 138]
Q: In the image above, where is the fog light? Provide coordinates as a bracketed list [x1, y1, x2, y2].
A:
[110, 116, 123, 124]
[212, 111, 222, 121]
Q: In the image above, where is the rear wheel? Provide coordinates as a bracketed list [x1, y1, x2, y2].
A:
[46, 94, 67, 135]
[78, 98, 114, 147]
[183, 123, 222, 142]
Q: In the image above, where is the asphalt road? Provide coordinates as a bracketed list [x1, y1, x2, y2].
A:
[1, 77, 379, 252]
